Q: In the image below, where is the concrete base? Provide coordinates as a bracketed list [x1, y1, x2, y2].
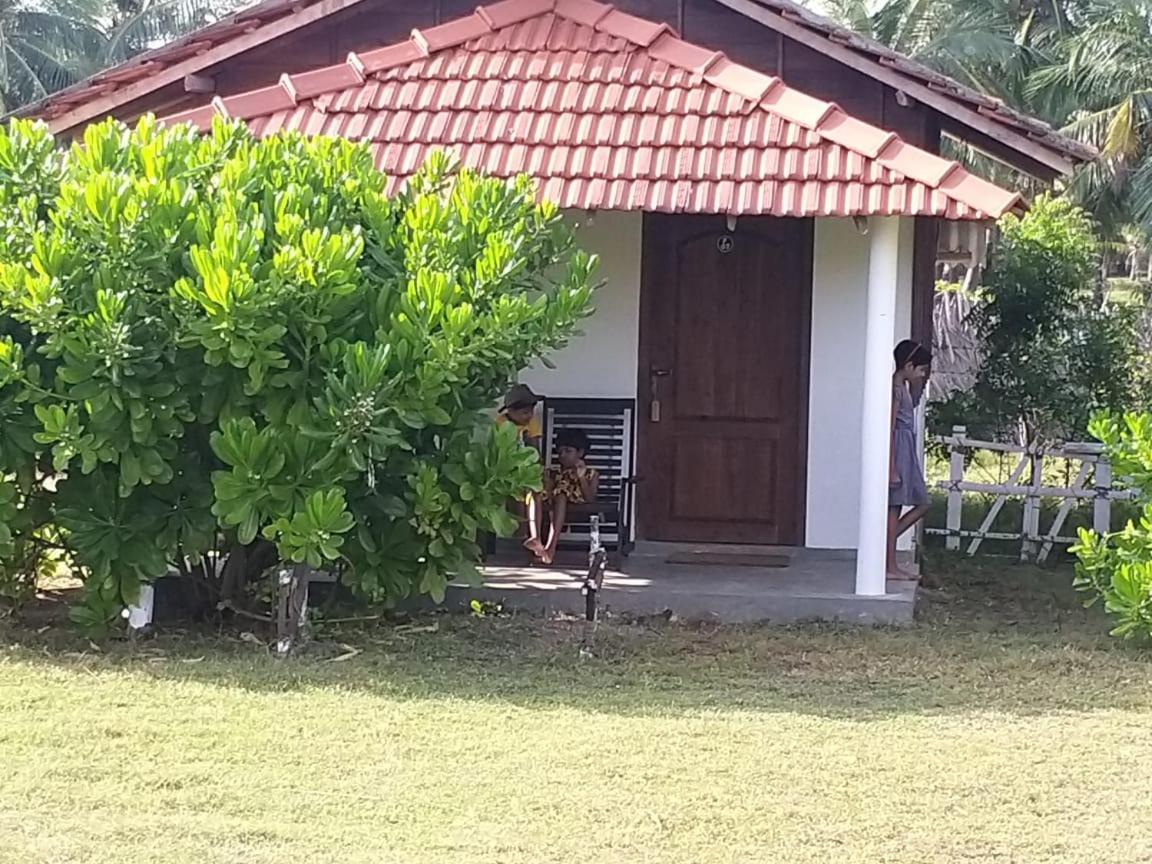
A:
[450, 545, 917, 625]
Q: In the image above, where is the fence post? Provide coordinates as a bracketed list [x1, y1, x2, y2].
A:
[945, 425, 966, 551]
[1020, 448, 1042, 563]
[1093, 459, 1112, 536]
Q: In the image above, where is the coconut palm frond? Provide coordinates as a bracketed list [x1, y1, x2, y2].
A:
[103, 0, 221, 63]
[1127, 152, 1152, 234]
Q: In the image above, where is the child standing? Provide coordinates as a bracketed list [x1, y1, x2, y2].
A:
[889, 340, 931, 579]
[538, 428, 599, 564]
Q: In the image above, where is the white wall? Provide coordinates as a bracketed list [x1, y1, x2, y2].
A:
[521, 210, 642, 398]
[806, 218, 914, 549]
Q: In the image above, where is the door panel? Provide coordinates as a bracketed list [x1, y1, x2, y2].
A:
[638, 214, 812, 545]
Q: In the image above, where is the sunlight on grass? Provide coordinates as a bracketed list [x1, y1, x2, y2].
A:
[1, 559, 1150, 863]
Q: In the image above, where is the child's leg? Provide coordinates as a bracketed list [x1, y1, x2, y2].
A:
[543, 494, 568, 564]
[886, 506, 902, 577]
[524, 492, 545, 556]
[887, 504, 929, 579]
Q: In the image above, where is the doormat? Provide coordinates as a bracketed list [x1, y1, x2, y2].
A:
[665, 551, 790, 568]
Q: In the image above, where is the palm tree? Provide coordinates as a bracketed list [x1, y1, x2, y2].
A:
[0, 0, 106, 111]
[819, 0, 1152, 246]
[0, 0, 237, 113]
[819, 0, 1069, 109]
[101, 0, 236, 66]
[818, 0, 1074, 202]
[1027, 0, 1152, 239]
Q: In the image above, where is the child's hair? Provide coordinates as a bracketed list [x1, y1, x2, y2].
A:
[894, 339, 932, 369]
[555, 427, 590, 454]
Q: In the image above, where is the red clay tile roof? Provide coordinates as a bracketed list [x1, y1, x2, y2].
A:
[16, 0, 1090, 177]
[162, 0, 1021, 219]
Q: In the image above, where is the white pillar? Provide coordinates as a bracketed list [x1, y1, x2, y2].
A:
[855, 217, 901, 595]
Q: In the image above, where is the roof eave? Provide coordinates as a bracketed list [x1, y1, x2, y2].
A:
[715, 0, 1094, 177]
[13, 0, 373, 137]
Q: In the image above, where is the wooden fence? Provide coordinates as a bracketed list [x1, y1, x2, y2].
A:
[926, 426, 1135, 562]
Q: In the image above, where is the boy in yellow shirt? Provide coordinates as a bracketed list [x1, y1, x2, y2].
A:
[496, 384, 546, 556]
[496, 383, 543, 449]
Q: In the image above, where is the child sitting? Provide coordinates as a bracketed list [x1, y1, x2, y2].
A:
[496, 383, 543, 450]
[537, 428, 600, 564]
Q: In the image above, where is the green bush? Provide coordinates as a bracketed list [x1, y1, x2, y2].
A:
[1072, 413, 1152, 640]
[0, 117, 595, 629]
[931, 196, 1148, 445]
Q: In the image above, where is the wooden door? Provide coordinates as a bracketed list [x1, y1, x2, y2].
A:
[637, 214, 812, 545]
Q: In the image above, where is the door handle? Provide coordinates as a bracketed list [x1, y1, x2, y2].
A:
[649, 367, 670, 423]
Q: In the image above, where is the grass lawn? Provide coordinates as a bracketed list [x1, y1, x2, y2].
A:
[2, 558, 1151, 863]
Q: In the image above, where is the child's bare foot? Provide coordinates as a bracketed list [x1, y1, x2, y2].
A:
[523, 537, 545, 557]
[541, 545, 556, 565]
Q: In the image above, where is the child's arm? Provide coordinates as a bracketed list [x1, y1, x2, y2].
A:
[889, 386, 900, 487]
[524, 415, 543, 455]
[908, 375, 927, 407]
[577, 465, 599, 503]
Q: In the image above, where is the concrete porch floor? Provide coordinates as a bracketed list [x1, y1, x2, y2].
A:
[450, 544, 918, 625]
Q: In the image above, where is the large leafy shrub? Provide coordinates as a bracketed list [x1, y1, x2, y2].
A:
[1073, 412, 1152, 640]
[931, 196, 1147, 444]
[0, 117, 595, 628]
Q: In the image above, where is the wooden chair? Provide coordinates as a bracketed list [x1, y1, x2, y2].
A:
[541, 397, 637, 566]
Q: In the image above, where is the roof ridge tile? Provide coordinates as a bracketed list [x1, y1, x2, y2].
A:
[594, 9, 674, 47]
[553, 0, 613, 27]
[478, 0, 556, 29]
[412, 12, 494, 56]
[647, 32, 724, 76]
[357, 40, 428, 75]
[703, 58, 778, 104]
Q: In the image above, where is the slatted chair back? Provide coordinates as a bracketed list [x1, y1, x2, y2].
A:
[542, 398, 635, 553]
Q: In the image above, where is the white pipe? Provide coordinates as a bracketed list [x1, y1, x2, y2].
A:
[855, 217, 900, 595]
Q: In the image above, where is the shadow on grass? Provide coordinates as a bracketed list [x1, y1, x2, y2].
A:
[2, 555, 1149, 721]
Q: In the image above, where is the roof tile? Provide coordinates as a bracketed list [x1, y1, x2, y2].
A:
[554, 0, 612, 27]
[876, 139, 956, 186]
[413, 14, 493, 55]
[221, 82, 296, 117]
[761, 85, 836, 129]
[646, 34, 724, 75]
[478, 0, 556, 30]
[357, 40, 428, 74]
[165, 103, 217, 130]
[814, 108, 894, 159]
[703, 58, 778, 104]
[98, 61, 162, 84]
[286, 62, 363, 100]
[594, 9, 671, 47]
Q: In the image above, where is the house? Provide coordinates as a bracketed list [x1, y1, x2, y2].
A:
[18, 0, 1091, 602]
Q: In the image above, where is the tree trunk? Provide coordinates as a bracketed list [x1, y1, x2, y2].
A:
[219, 539, 280, 605]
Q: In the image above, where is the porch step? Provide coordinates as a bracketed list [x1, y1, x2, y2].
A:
[630, 542, 854, 569]
[664, 550, 790, 568]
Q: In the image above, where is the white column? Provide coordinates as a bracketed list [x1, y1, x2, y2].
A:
[855, 217, 901, 595]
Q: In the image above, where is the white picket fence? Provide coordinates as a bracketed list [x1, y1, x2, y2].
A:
[926, 426, 1135, 562]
